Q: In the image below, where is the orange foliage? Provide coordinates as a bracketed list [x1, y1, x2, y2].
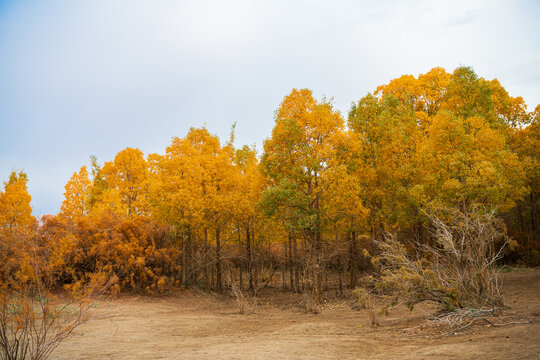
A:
[41, 213, 178, 294]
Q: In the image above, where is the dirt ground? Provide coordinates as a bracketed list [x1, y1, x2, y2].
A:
[54, 268, 540, 360]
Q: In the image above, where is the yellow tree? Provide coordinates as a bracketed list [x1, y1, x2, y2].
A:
[375, 67, 451, 125]
[490, 79, 530, 128]
[348, 92, 420, 238]
[409, 67, 528, 215]
[203, 138, 238, 293]
[232, 145, 265, 290]
[150, 130, 207, 287]
[0, 171, 35, 229]
[412, 113, 526, 212]
[153, 128, 237, 291]
[261, 88, 344, 298]
[352, 67, 529, 241]
[323, 128, 370, 288]
[99, 147, 150, 217]
[506, 105, 540, 256]
[52, 166, 92, 282]
[60, 166, 91, 219]
[0, 171, 35, 284]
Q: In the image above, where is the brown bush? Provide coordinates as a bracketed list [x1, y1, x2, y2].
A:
[359, 207, 508, 313]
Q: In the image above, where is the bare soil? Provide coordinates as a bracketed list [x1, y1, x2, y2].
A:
[54, 268, 540, 359]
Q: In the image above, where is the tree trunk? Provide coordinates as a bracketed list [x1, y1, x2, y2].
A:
[181, 230, 186, 286]
[237, 222, 243, 290]
[215, 227, 222, 293]
[337, 256, 343, 297]
[246, 222, 253, 291]
[288, 233, 294, 291]
[293, 234, 299, 292]
[531, 192, 538, 242]
[204, 227, 209, 290]
[188, 229, 194, 284]
[349, 231, 358, 288]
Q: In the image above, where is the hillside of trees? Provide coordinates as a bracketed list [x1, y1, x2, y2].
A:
[1, 66, 538, 300]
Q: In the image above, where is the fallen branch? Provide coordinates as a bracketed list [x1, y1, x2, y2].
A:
[451, 317, 532, 335]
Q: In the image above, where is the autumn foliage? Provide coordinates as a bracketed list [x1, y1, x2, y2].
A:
[1, 66, 538, 301]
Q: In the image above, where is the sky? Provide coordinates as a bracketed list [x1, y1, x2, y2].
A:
[1, 0, 539, 216]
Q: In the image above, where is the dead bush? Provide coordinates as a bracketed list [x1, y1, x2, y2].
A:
[357, 207, 510, 322]
[0, 270, 115, 360]
[352, 287, 379, 326]
[225, 274, 255, 315]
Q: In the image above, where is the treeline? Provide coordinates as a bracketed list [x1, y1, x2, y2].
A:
[1, 66, 538, 298]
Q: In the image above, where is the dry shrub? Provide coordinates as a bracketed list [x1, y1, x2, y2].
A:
[297, 255, 322, 314]
[0, 276, 115, 360]
[358, 207, 509, 318]
[0, 237, 116, 360]
[299, 289, 320, 314]
[225, 274, 255, 315]
[351, 288, 379, 326]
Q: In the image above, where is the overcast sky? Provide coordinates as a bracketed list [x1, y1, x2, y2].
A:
[1, 0, 539, 216]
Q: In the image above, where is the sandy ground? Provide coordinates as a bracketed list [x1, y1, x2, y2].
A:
[54, 268, 540, 360]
